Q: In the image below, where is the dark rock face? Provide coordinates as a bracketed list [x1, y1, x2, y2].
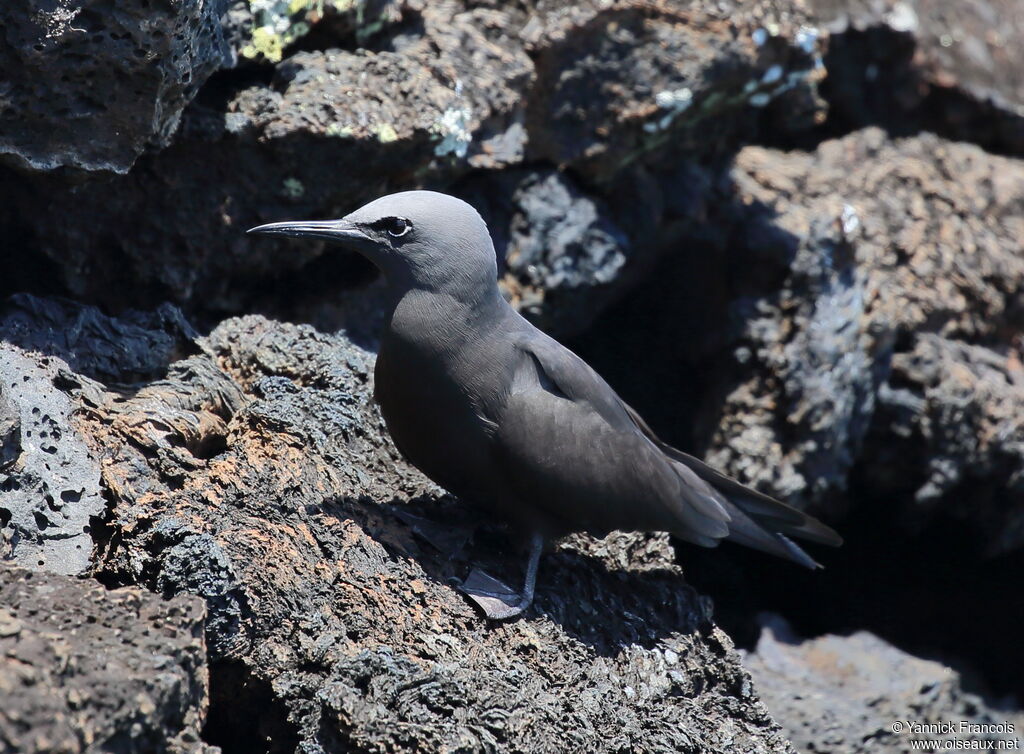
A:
[460, 169, 642, 336]
[522, 1, 823, 178]
[0, 0, 823, 327]
[0, 344, 106, 575]
[0, 295, 200, 575]
[743, 615, 1024, 754]
[582, 127, 1024, 528]
[811, 0, 1024, 154]
[864, 334, 1024, 555]
[0, 0, 231, 173]
[567, 122, 1024, 705]
[0, 565, 211, 754]
[0, 293, 199, 383]
[0, 1, 534, 314]
[701, 129, 1024, 529]
[502, 172, 631, 332]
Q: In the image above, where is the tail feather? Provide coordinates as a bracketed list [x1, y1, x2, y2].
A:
[616, 397, 842, 563]
[664, 447, 841, 568]
[717, 499, 823, 569]
[663, 449, 843, 549]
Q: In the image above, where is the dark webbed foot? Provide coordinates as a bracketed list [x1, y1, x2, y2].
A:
[459, 568, 531, 620]
[395, 505, 545, 620]
[456, 532, 544, 621]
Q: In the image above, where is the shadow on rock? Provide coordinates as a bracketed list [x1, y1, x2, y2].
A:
[338, 493, 709, 656]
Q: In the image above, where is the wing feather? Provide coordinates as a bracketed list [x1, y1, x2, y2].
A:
[616, 401, 843, 548]
[491, 333, 730, 540]
[492, 328, 840, 563]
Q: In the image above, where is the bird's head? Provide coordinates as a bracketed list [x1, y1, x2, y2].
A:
[248, 190, 499, 298]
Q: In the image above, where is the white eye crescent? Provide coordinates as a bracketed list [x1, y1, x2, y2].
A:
[386, 218, 411, 238]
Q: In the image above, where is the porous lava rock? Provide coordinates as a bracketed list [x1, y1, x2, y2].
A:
[743, 615, 1024, 754]
[0, 565, 211, 754]
[0, 0, 230, 173]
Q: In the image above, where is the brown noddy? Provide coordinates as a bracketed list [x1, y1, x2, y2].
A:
[249, 191, 842, 620]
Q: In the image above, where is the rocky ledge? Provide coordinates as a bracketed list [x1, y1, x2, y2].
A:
[3, 297, 792, 753]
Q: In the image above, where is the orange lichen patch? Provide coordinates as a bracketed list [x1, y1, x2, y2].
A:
[224, 527, 283, 549]
[330, 579, 369, 607]
[169, 506, 215, 535]
[195, 455, 241, 480]
[292, 522, 319, 549]
[312, 560, 338, 582]
[193, 484, 223, 506]
[340, 521, 369, 547]
[404, 598, 426, 625]
[227, 438, 296, 473]
[219, 534, 306, 591]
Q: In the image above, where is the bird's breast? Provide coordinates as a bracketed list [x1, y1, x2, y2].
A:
[374, 328, 502, 499]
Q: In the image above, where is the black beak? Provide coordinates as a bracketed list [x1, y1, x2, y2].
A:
[247, 218, 372, 246]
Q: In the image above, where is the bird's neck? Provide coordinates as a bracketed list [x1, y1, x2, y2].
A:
[384, 282, 511, 357]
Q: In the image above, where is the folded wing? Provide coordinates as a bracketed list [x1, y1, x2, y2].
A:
[490, 330, 840, 567]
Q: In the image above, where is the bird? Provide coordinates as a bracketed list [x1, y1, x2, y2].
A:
[249, 191, 842, 619]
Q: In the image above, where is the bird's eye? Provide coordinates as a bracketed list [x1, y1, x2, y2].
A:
[383, 217, 411, 238]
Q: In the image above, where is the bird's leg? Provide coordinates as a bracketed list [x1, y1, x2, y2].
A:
[458, 532, 544, 620]
[514, 531, 543, 610]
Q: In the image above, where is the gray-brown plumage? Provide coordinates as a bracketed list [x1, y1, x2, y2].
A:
[249, 191, 841, 619]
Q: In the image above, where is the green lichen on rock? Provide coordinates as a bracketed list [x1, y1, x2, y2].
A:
[373, 123, 399, 143]
[241, 0, 365, 63]
[241, 0, 312, 63]
[326, 123, 355, 138]
[282, 177, 305, 198]
[625, 25, 826, 168]
[432, 104, 473, 158]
